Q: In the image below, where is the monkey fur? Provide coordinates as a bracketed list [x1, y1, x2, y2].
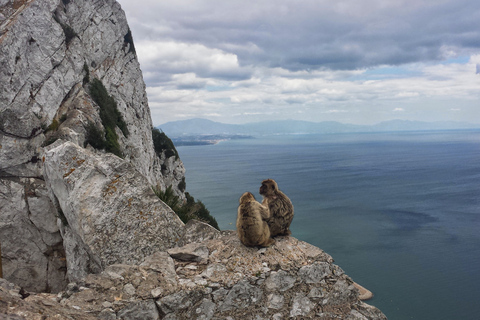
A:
[259, 179, 294, 237]
[236, 192, 275, 247]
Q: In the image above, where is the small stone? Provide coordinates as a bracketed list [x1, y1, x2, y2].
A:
[267, 294, 284, 310]
[98, 308, 116, 320]
[123, 283, 136, 296]
[41, 299, 56, 306]
[185, 264, 198, 270]
[290, 293, 314, 317]
[151, 287, 163, 298]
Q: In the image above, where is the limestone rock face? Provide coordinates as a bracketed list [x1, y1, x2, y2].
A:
[0, 234, 388, 319]
[0, 0, 186, 292]
[0, 178, 66, 292]
[43, 141, 185, 281]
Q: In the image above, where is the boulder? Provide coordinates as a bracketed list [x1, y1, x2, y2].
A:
[43, 141, 184, 280]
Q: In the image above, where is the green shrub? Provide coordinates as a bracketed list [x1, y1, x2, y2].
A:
[152, 187, 219, 230]
[87, 78, 129, 157]
[89, 78, 129, 137]
[59, 113, 68, 123]
[84, 121, 106, 150]
[152, 128, 178, 159]
[178, 177, 186, 193]
[44, 119, 59, 133]
[152, 185, 181, 212]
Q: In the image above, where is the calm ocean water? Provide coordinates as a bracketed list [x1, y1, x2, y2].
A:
[176, 130, 480, 320]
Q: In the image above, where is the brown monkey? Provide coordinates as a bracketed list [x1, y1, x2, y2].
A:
[236, 192, 275, 247]
[259, 179, 294, 236]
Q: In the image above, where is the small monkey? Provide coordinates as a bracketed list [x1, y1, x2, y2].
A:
[259, 179, 294, 236]
[236, 192, 275, 247]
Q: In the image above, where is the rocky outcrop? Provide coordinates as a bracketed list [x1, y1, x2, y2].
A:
[0, 0, 186, 292]
[0, 177, 67, 293]
[0, 223, 387, 319]
[43, 140, 185, 282]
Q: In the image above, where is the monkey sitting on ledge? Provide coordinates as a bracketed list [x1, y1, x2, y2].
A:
[259, 179, 294, 237]
[236, 192, 275, 247]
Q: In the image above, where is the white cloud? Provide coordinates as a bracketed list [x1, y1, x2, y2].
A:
[136, 41, 251, 80]
[117, 0, 480, 125]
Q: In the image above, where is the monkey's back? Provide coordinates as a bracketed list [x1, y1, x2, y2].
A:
[265, 191, 294, 236]
[236, 202, 273, 247]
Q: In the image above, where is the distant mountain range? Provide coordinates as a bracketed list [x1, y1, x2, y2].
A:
[158, 118, 480, 138]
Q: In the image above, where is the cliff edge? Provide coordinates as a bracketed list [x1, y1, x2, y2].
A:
[1, 220, 387, 319]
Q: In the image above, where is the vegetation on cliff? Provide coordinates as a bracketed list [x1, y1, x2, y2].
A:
[153, 185, 219, 230]
[152, 127, 179, 159]
[85, 78, 129, 157]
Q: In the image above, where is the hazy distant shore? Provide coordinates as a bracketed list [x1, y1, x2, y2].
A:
[172, 134, 254, 146]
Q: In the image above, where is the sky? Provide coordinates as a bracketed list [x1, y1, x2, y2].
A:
[117, 0, 480, 126]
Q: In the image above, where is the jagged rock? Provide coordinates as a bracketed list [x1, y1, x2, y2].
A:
[42, 140, 184, 280]
[0, 178, 66, 292]
[167, 242, 209, 262]
[0, 234, 387, 319]
[0, 0, 186, 292]
[178, 219, 222, 247]
[117, 300, 160, 320]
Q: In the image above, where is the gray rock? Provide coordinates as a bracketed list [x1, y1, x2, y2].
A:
[308, 285, 328, 299]
[201, 263, 227, 281]
[117, 300, 160, 320]
[264, 270, 296, 292]
[158, 291, 202, 314]
[290, 293, 315, 317]
[219, 279, 263, 312]
[43, 141, 184, 278]
[0, 178, 67, 292]
[98, 308, 117, 320]
[178, 219, 221, 246]
[298, 262, 332, 284]
[0, 0, 187, 292]
[0, 233, 387, 319]
[267, 294, 284, 310]
[168, 242, 209, 262]
[140, 251, 177, 286]
[193, 298, 216, 320]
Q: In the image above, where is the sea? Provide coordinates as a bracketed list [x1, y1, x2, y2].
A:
[176, 130, 480, 320]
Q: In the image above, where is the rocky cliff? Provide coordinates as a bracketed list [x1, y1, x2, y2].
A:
[1, 0, 387, 318]
[1, 220, 387, 319]
[0, 0, 185, 293]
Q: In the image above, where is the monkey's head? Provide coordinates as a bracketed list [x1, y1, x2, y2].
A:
[259, 179, 278, 197]
[239, 192, 255, 204]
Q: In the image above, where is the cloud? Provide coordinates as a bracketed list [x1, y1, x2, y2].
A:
[121, 0, 480, 71]
[136, 40, 252, 81]
[117, 0, 480, 125]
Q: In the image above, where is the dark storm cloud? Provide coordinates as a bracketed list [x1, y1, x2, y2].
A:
[121, 0, 480, 71]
